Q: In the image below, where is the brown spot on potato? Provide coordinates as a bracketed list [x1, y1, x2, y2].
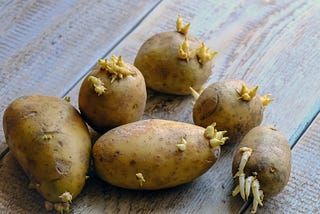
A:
[113, 151, 120, 158]
[58, 141, 63, 147]
[55, 159, 71, 176]
[130, 160, 136, 166]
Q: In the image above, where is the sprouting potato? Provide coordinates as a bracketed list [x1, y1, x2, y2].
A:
[231, 126, 291, 213]
[92, 119, 228, 190]
[134, 15, 217, 95]
[78, 55, 147, 133]
[2, 95, 92, 213]
[192, 79, 273, 143]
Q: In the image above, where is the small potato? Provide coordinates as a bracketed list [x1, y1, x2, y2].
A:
[79, 55, 147, 133]
[134, 15, 217, 95]
[3, 95, 92, 213]
[231, 126, 291, 213]
[192, 79, 273, 143]
[93, 119, 227, 190]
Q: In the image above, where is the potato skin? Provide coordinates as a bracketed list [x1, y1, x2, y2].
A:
[232, 126, 291, 197]
[3, 95, 91, 202]
[193, 79, 264, 143]
[93, 119, 220, 190]
[134, 31, 212, 95]
[78, 62, 147, 133]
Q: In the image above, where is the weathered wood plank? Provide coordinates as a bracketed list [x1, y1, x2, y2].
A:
[0, 0, 161, 152]
[1, 0, 320, 213]
[244, 113, 320, 213]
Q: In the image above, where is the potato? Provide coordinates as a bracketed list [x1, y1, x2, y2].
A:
[231, 126, 291, 213]
[92, 119, 228, 190]
[3, 95, 92, 213]
[78, 55, 147, 133]
[192, 79, 273, 143]
[134, 15, 217, 95]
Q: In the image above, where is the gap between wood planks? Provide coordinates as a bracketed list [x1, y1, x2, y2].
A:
[0, 0, 163, 159]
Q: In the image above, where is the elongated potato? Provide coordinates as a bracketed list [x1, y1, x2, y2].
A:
[93, 119, 227, 190]
[3, 95, 92, 213]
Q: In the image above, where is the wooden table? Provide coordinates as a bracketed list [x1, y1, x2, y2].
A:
[0, 0, 319, 213]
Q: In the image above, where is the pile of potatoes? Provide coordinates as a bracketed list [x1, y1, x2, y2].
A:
[2, 15, 291, 213]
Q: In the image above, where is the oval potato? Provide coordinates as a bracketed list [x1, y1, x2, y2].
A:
[193, 79, 265, 143]
[3, 95, 91, 206]
[93, 119, 221, 190]
[79, 59, 147, 133]
[232, 125, 291, 197]
[134, 31, 213, 95]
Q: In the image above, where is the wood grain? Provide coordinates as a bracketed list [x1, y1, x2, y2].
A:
[0, 0, 161, 152]
[0, 0, 319, 213]
[244, 113, 320, 213]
